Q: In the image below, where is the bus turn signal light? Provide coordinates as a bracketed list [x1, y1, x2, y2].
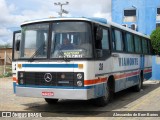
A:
[78, 64, 83, 69]
[18, 64, 22, 69]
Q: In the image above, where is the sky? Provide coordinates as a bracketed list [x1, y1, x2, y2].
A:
[0, 0, 111, 45]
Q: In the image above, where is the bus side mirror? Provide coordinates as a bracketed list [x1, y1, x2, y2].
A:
[96, 27, 103, 41]
[16, 40, 20, 51]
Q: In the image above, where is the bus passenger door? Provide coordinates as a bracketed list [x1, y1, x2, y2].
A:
[12, 30, 21, 73]
[12, 30, 21, 93]
[94, 26, 111, 97]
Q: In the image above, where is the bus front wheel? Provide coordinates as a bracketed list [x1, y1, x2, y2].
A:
[93, 84, 111, 107]
[45, 98, 58, 104]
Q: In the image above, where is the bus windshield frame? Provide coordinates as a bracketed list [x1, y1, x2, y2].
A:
[14, 21, 93, 60]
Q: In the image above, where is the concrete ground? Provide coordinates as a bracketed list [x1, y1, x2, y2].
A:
[0, 77, 160, 120]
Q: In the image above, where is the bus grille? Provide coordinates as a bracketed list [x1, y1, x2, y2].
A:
[18, 72, 76, 86]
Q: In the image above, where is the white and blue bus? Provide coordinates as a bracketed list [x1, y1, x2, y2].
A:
[12, 17, 153, 106]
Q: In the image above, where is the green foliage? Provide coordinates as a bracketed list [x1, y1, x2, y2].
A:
[4, 72, 12, 77]
[0, 43, 11, 48]
[150, 27, 160, 54]
[0, 72, 12, 78]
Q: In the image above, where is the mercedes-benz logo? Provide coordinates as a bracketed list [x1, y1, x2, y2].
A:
[44, 73, 52, 82]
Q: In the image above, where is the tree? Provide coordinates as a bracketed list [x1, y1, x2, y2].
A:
[0, 43, 11, 48]
[150, 27, 160, 55]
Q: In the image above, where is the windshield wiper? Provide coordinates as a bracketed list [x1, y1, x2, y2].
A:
[28, 43, 45, 62]
[58, 50, 70, 62]
[28, 43, 70, 62]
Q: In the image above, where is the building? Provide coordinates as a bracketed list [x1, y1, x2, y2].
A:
[0, 48, 12, 65]
[0, 48, 12, 75]
[112, 0, 160, 35]
[112, 0, 160, 79]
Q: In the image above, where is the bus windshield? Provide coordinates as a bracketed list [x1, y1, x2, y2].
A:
[19, 21, 92, 59]
[51, 22, 92, 59]
[20, 23, 49, 59]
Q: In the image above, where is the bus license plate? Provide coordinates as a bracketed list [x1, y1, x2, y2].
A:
[42, 92, 54, 96]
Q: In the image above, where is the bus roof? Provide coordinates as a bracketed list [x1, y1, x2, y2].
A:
[21, 17, 150, 39]
[21, 17, 107, 25]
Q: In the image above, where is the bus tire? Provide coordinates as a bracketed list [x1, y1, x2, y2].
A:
[45, 98, 58, 104]
[133, 73, 143, 92]
[93, 84, 110, 107]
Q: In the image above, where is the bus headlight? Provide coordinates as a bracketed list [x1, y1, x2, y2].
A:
[18, 72, 25, 85]
[20, 73, 24, 78]
[20, 79, 24, 84]
[74, 72, 84, 87]
[77, 73, 82, 79]
[77, 80, 83, 87]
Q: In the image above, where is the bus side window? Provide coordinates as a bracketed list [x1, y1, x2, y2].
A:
[113, 29, 124, 51]
[95, 28, 110, 58]
[142, 38, 148, 54]
[125, 33, 134, 52]
[102, 29, 109, 50]
[134, 35, 142, 53]
[147, 39, 151, 54]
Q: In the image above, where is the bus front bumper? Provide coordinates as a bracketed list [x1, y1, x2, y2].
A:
[16, 86, 94, 100]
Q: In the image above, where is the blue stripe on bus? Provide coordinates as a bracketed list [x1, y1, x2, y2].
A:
[16, 85, 93, 89]
[144, 72, 152, 80]
[115, 75, 139, 92]
[22, 64, 78, 68]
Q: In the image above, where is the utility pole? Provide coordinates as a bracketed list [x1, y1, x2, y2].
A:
[54, 1, 69, 17]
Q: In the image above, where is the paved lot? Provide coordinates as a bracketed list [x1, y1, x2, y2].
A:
[0, 77, 160, 119]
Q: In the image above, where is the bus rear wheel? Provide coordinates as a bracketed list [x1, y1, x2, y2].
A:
[45, 98, 58, 104]
[133, 74, 143, 92]
[93, 84, 111, 107]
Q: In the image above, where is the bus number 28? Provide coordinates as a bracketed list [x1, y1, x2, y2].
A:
[99, 63, 103, 70]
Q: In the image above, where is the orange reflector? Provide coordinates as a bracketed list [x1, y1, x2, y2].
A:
[18, 64, 22, 69]
[78, 64, 83, 69]
[13, 77, 18, 83]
